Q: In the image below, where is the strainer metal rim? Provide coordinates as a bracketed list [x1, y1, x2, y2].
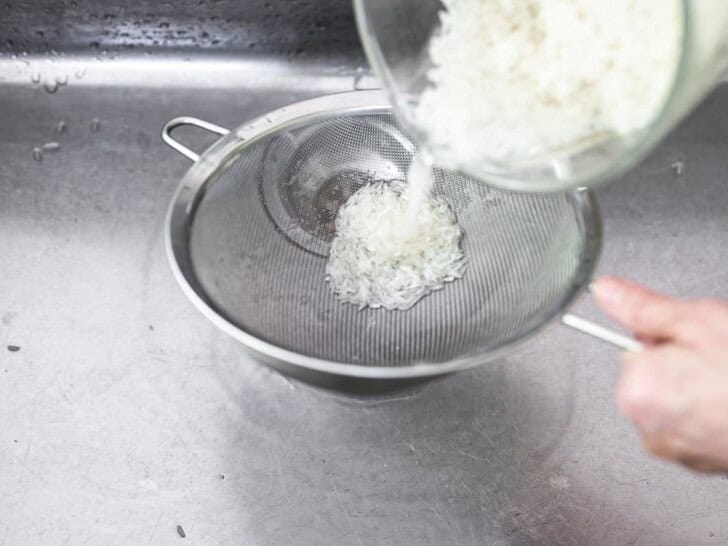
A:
[163, 90, 603, 380]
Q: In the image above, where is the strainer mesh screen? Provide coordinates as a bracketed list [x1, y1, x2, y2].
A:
[189, 112, 589, 366]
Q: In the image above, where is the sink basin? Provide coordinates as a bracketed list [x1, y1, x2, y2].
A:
[2, 1, 728, 544]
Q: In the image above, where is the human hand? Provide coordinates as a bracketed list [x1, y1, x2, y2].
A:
[593, 276, 728, 472]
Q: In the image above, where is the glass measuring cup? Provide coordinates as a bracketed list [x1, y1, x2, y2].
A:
[354, 0, 728, 192]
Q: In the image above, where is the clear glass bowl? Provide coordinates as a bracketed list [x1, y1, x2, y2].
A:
[354, 0, 728, 192]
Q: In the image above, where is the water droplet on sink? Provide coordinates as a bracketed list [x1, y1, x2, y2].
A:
[74, 67, 86, 79]
[32, 147, 43, 161]
[30, 71, 40, 84]
[42, 141, 60, 152]
[44, 80, 58, 94]
[353, 67, 375, 90]
[55, 120, 66, 134]
[90, 117, 101, 132]
[56, 74, 68, 86]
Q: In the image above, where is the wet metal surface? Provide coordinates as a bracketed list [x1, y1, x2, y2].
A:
[1, 2, 728, 543]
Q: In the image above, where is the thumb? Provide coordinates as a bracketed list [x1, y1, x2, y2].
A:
[592, 276, 685, 341]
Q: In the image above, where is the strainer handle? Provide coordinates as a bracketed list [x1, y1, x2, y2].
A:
[161, 117, 230, 162]
[561, 313, 644, 352]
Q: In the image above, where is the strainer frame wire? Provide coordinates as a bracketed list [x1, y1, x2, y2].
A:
[163, 90, 603, 380]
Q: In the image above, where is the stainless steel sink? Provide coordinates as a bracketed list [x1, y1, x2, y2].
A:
[2, 2, 728, 544]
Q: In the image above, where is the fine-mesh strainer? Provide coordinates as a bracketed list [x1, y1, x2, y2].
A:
[161, 91, 633, 392]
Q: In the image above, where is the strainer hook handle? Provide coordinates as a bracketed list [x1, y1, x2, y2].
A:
[561, 313, 643, 352]
[162, 117, 230, 162]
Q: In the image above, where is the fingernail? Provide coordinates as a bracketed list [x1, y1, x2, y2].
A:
[592, 277, 624, 309]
